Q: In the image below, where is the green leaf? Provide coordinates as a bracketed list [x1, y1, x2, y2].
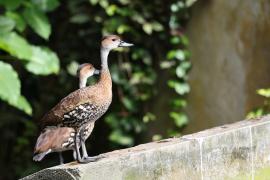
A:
[0, 61, 20, 105]
[26, 46, 60, 75]
[167, 49, 185, 60]
[170, 112, 188, 127]
[0, 15, 16, 33]
[167, 129, 181, 137]
[122, 96, 136, 112]
[0, 0, 22, 10]
[6, 11, 26, 32]
[171, 99, 187, 108]
[257, 88, 270, 98]
[176, 62, 191, 78]
[0, 32, 59, 75]
[117, 24, 130, 34]
[143, 112, 156, 123]
[167, 50, 176, 60]
[170, 36, 181, 45]
[105, 114, 119, 129]
[109, 130, 133, 146]
[99, 0, 109, 8]
[168, 80, 190, 95]
[174, 82, 190, 95]
[186, 0, 198, 7]
[23, 6, 51, 39]
[89, 0, 99, 5]
[180, 35, 189, 46]
[70, 14, 90, 24]
[247, 108, 264, 119]
[152, 21, 163, 32]
[152, 134, 162, 141]
[66, 61, 79, 76]
[176, 65, 185, 78]
[175, 50, 185, 60]
[131, 13, 145, 24]
[118, 0, 130, 5]
[143, 23, 152, 35]
[0, 32, 32, 60]
[9, 95, 32, 115]
[31, 0, 60, 12]
[181, 61, 191, 70]
[106, 4, 117, 16]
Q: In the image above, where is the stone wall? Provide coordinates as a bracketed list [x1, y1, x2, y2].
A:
[22, 115, 270, 180]
[186, 0, 270, 133]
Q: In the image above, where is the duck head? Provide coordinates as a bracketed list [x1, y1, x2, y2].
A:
[101, 35, 134, 51]
[77, 63, 99, 88]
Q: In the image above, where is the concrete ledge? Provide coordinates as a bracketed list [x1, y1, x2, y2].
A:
[21, 115, 270, 180]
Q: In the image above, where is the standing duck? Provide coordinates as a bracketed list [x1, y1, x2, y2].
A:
[38, 35, 133, 163]
[33, 63, 99, 163]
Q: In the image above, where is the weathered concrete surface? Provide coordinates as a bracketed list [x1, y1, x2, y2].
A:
[22, 115, 270, 180]
[185, 0, 270, 133]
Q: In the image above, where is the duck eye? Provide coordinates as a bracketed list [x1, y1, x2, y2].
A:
[112, 39, 116, 41]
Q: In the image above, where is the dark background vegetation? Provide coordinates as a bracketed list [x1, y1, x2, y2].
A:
[0, 0, 196, 179]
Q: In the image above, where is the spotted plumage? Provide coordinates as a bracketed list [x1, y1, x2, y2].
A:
[60, 103, 109, 128]
[34, 35, 133, 163]
[39, 73, 112, 129]
[33, 123, 95, 162]
[60, 122, 95, 149]
[33, 63, 99, 163]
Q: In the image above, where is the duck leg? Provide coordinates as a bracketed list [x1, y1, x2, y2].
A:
[75, 130, 97, 163]
[78, 125, 105, 162]
[59, 152, 64, 164]
[78, 126, 89, 159]
[81, 140, 89, 159]
[79, 130, 101, 162]
[81, 142, 103, 162]
[74, 130, 83, 163]
[73, 150, 77, 160]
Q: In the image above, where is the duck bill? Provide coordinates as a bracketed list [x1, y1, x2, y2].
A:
[118, 40, 134, 47]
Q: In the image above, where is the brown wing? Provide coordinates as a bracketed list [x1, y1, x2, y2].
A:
[40, 85, 97, 128]
[34, 127, 75, 154]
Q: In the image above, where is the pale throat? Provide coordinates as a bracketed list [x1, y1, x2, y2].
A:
[79, 75, 88, 88]
[100, 48, 110, 70]
[99, 47, 112, 89]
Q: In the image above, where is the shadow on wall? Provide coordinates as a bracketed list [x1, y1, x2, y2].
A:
[185, 0, 270, 133]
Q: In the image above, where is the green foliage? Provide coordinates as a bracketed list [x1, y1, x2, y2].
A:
[0, 32, 32, 60]
[0, 0, 21, 10]
[23, 5, 51, 40]
[0, 61, 20, 106]
[0, 15, 16, 33]
[247, 88, 270, 118]
[69, 0, 192, 143]
[257, 88, 270, 98]
[0, 0, 60, 114]
[170, 112, 188, 127]
[6, 12, 26, 32]
[0, 0, 195, 179]
[0, 61, 32, 115]
[26, 46, 59, 75]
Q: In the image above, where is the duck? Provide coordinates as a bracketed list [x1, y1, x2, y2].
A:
[37, 35, 133, 163]
[33, 63, 99, 163]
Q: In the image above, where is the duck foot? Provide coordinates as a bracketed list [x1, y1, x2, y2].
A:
[59, 152, 64, 164]
[79, 154, 106, 163]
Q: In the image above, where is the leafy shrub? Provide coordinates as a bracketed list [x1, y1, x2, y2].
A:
[0, 0, 196, 179]
[0, 0, 60, 114]
[247, 88, 270, 118]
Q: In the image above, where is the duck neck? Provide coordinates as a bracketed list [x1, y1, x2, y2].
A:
[101, 48, 110, 71]
[99, 48, 112, 89]
[79, 75, 88, 88]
